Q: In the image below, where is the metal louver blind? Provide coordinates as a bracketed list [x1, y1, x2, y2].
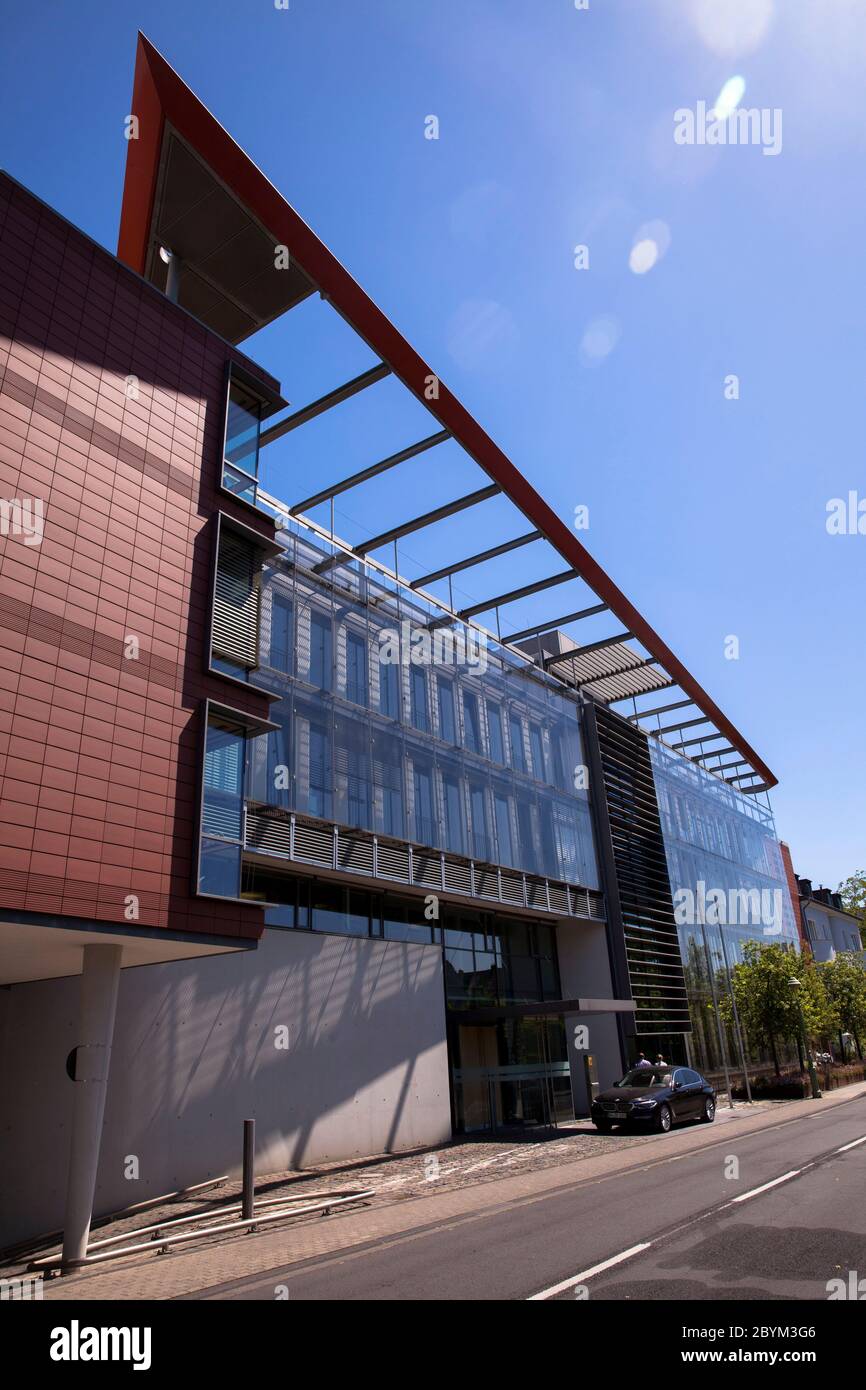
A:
[213, 531, 260, 668]
[594, 704, 691, 1036]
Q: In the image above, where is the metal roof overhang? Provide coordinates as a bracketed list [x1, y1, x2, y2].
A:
[117, 33, 778, 793]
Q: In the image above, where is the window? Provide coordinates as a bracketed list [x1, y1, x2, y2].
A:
[335, 718, 370, 828]
[346, 629, 368, 706]
[311, 882, 370, 938]
[382, 900, 436, 945]
[470, 783, 491, 862]
[410, 667, 429, 732]
[199, 715, 246, 898]
[212, 529, 261, 672]
[443, 775, 465, 854]
[309, 611, 333, 690]
[199, 838, 242, 897]
[529, 724, 546, 781]
[223, 380, 263, 505]
[412, 764, 435, 845]
[494, 793, 514, 866]
[463, 691, 482, 754]
[373, 729, 404, 838]
[438, 677, 457, 743]
[443, 915, 562, 1008]
[308, 722, 332, 819]
[269, 594, 293, 673]
[517, 800, 536, 873]
[379, 655, 401, 718]
[202, 720, 244, 840]
[509, 714, 526, 773]
[487, 702, 504, 763]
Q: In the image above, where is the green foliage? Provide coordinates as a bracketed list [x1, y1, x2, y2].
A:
[718, 941, 840, 1073]
[837, 870, 866, 946]
[821, 953, 866, 1046]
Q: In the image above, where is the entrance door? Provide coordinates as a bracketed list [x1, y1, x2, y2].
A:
[451, 1018, 574, 1133]
[455, 1024, 501, 1132]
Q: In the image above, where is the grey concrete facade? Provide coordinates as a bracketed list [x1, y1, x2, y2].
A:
[557, 918, 624, 1117]
[0, 927, 450, 1248]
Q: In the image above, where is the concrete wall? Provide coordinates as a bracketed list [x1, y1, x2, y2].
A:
[0, 926, 450, 1246]
[556, 918, 623, 1116]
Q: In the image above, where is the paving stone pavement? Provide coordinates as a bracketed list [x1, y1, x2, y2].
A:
[29, 1088, 865, 1302]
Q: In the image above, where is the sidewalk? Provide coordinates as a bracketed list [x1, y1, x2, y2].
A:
[35, 1081, 866, 1301]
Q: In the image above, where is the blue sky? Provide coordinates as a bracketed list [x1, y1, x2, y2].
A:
[1, 0, 863, 889]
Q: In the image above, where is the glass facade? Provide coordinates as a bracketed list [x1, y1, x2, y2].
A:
[199, 714, 246, 897]
[242, 523, 599, 889]
[443, 913, 561, 1009]
[649, 739, 800, 1072]
[222, 379, 264, 506]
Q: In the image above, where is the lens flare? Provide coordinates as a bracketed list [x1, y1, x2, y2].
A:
[712, 75, 746, 120]
[629, 239, 659, 275]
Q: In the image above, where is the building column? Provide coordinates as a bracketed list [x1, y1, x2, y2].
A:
[61, 943, 122, 1269]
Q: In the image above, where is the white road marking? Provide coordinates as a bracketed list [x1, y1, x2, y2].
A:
[836, 1135, 866, 1153]
[528, 1242, 652, 1301]
[464, 1149, 519, 1173]
[729, 1169, 801, 1203]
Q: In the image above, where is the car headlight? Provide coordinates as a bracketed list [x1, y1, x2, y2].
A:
[632, 1099, 657, 1108]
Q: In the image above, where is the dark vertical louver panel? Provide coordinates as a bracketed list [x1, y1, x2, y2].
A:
[593, 704, 691, 1037]
[213, 531, 260, 668]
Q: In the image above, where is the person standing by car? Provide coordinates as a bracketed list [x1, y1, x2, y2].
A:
[634, 1052, 652, 1069]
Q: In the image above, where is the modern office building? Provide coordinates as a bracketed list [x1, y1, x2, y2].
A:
[0, 36, 801, 1254]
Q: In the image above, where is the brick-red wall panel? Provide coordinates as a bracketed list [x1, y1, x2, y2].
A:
[0, 175, 280, 943]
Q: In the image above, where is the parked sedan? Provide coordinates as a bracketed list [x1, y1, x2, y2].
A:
[591, 1066, 716, 1134]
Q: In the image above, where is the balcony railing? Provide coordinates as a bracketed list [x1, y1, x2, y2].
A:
[243, 804, 605, 922]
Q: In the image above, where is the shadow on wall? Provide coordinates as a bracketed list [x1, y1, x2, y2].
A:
[0, 928, 451, 1247]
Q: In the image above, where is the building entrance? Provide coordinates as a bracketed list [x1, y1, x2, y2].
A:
[451, 1016, 574, 1133]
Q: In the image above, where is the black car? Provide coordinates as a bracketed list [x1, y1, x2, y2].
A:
[591, 1065, 716, 1134]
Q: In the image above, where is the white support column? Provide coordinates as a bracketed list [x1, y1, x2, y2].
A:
[61, 943, 122, 1269]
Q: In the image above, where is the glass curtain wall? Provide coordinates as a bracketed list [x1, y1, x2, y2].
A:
[649, 739, 800, 1075]
[246, 524, 600, 890]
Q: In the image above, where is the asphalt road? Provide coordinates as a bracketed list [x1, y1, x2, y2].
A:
[200, 1095, 866, 1301]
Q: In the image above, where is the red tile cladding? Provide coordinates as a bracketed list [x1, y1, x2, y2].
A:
[779, 841, 808, 954]
[0, 174, 280, 944]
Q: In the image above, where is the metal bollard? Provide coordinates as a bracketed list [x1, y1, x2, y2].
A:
[242, 1119, 255, 1222]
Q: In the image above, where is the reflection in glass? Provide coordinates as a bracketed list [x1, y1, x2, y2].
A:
[309, 611, 333, 690]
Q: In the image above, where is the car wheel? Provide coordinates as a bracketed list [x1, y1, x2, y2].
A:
[700, 1096, 715, 1124]
[655, 1102, 672, 1133]
[595, 1119, 612, 1133]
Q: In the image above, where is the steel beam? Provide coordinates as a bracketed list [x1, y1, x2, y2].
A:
[502, 603, 609, 646]
[410, 530, 541, 589]
[693, 746, 737, 762]
[628, 699, 694, 722]
[290, 430, 449, 514]
[671, 731, 728, 750]
[313, 483, 499, 574]
[457, 569, 578, 621]
[651, 715, 713, 737]
[260, 362, 390, 447]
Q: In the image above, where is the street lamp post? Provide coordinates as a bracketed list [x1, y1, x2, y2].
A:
[789, 977, 821, 1101]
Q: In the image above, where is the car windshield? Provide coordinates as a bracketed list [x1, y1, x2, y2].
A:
[616, 1068, 670, 1088]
